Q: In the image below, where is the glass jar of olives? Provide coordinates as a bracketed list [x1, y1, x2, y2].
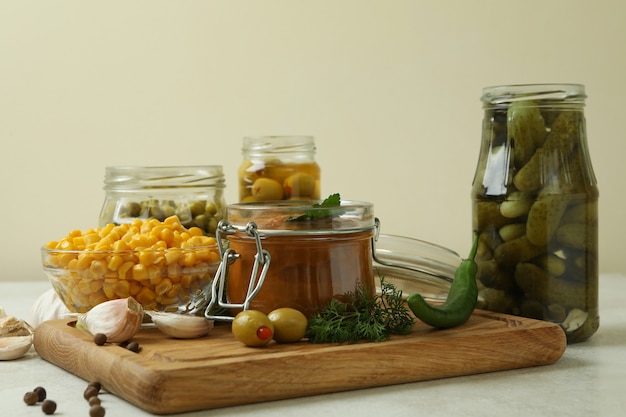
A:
[471, 84, 599, 343]
[98, 166, 226, 236]
[238, 136, 321, 202]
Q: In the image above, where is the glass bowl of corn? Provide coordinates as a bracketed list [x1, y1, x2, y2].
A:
[41, 216, 221, 313]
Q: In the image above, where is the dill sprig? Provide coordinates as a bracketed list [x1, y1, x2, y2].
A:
[306, 276, 415, 344]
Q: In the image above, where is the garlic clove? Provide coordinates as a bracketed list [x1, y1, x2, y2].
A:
[77, 297, 144, 343]
[0, 309, 34, 360]
[0, 335, 33, 360]
[562, 308, 589, 333]
[147, 311, 214, 339]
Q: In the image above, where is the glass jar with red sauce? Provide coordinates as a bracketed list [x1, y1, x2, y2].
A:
[208, 200, 376, 319]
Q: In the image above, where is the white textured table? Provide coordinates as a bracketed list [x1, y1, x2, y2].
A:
[1, 274, 625, 417]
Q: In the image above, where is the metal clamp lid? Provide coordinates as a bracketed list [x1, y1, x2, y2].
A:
[204, 220, 271, 321]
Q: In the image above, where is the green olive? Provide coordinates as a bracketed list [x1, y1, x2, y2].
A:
[251, 177, 284, 201]
[232, 310, 274, 347]
[283, 173, 316, 198]
[267, 307, 308, 343]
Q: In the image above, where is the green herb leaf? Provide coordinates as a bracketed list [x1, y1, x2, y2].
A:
[286, 193, 344, 222]
[306, 276, 415, 344]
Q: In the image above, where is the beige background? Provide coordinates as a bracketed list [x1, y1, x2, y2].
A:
[1, 0, 624, 283]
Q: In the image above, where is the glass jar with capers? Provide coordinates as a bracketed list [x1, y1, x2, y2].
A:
[471, 84, 599, 343]
[98, 166, 226, 236]
[238, 136, 321, 202]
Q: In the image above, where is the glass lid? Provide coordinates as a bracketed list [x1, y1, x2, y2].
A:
[373, 234, 461, 302]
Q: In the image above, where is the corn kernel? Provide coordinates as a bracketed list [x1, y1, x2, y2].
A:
[138, 250, 157, 266]
[179, 251, 197, 267]
[76, 253, 94, 270]
[98, 223, 115, 238]
[89, 260, 108, 277]
[112, 240, 128, 252]
[157, 296, 179, 308]
[155, 278, 173, 296]
[136, 286, 156, 306]
[180, 275, 193, 288]
[103, 279, 116, 299]
[167, 262, 182, 277]
[128, 234, 148, 250]
[58, 253, 77, 268]
[160, 228, 174, 246]
[188, 227, 204, 237]
[208, 250, 220, 264]
[58, 239, 74, 250]
[148, 267, 162, 285]
[118, 261, 134, 280]
[83, 232, 101, 246]
[164, 248, 182, 265]
[129, 280, 142, 296]
[163, 215, 181, 226]
[76, 280, 92, 295]
[132, 264, 149, 281]
[166, 283, 181, 299]
[67, 258, 80, 271]
[114, 280, 131, 298]
[89, 279, 103, 293]
[45, 241, 59, 249]
[72, 236, 86, 249]
[107, 255, 124, 271]
[88, 291, 108, 306]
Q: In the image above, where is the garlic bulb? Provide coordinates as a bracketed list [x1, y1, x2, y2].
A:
[77, 297, 144, 343]
[29, 289, 72, 329]
[147, 311, 214, 339]
[0, 308, 34, 360]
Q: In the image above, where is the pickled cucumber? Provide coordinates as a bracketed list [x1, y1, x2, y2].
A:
[507, 100, 547, 168]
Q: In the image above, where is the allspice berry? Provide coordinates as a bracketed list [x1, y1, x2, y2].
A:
[83, 385, 99, 400]
[23, 391, 38, 406]
[93, 333, 107, 346]
[126, 341, 140, 352]
[87, 381, 102, 392]
[34, 386, 47, 402]
[89, 404, 106, 417]
[41, 399, 57, 415]
[88, 396, 101, 407]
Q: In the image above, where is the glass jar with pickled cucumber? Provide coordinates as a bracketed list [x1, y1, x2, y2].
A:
[471, 84, 599, 343]
[238, 136, 321, 202]
[98, 166, 226, 236]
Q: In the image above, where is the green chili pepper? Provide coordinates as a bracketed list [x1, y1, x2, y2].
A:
[407, 233, 479, 329]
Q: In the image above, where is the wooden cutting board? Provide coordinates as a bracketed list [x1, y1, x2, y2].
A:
[34, 310, 566, 415]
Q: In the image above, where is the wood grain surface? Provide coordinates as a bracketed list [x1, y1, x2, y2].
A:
[34, 310, 567, 414]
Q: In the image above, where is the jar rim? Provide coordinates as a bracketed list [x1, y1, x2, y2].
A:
[242, 136, 316, 155]
[481, 83, 586, 106]
[225, 199, 375, 235]
[103, 165, 225, 190]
